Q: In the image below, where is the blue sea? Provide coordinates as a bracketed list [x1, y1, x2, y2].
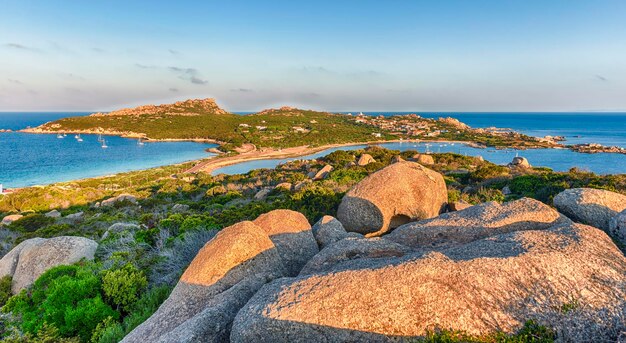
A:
[1, 112, 625, 188]
[0, 113, 216, 188]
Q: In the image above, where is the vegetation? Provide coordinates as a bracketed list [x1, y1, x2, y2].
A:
[0, 146, 624, 341]
[27, 99, 555, 151]
[418, 320, 554, 342]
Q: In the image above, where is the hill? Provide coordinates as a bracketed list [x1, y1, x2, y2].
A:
[23, 98, 559, 151]
[23, 99, 388, 149]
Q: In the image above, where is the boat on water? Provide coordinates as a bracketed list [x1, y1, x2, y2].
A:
[76, 134, 83, 142]
[57, 134, 64, 139]
[101, 139, 108, 149]
[97, 134, 104, 143]
[137, 138, 144, 146]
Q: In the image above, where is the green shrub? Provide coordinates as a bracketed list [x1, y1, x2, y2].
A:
[7, 214, 54, 233]
[102, 263, 148, 312]
[3, 264, 119, 342]
[418, 320, 554, 342]
[470, 164, 509, 182]
[0, 275, 12, 307]
[102, 264, 147, 313]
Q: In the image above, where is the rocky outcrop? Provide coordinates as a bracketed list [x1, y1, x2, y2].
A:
[100, 193, 137, 207]
[311, 216, 360, 249]
[391, 155, 404, 163]
[386, 198, 565, 249]
[508, 156, 531, 168]
[337, 161, 447, 236]
[231, 222, 626, 342]
[313, 165, 333, 180]
[44, 210, 61, 218]
[0, 236, 97, 293]
[412, 153, 435, 165]
[609, 209, 626, 247]
[449, 200, 472, 211]
[357, 154, 375, 166]
[274, 182, 292, 191]
[122, 221, 285, 343]
[553, 188, 626, 231]
[253, 188, 271, 200]
[299, 237, 409, 275]
[1, 214, 23, 226]
[253, 210, 318, 276]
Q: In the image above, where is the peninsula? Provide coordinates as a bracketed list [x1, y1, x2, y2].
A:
[22, 98, 560, 154]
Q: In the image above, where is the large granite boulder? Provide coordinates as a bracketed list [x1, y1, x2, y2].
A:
[1, 214, 23, 226]
[0, 236, 97, 293]
[386, 198, 566, 249]
[553, 188, 626, 231]
[357, 153, 376, 166]
[253, 210, 318, 276]
[122, 221, 285, 343]
[508, 156, 531, 168]
[311, 215, 360, 250]
[231, 222, 626, 342]
[100, 193, 137, 207]
[609, 209, 626, 248]
[336, 161, 447, 236]
[412, 154, 435, 166]
[299, 237, 409, 275]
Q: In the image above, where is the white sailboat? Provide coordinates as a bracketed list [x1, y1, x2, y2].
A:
[57, 133, 64, 139]
[137, 138, 144, 146]
[97, 134, 104, 143]
[76, 134, 83, 142]
[101, 139, 108, 149]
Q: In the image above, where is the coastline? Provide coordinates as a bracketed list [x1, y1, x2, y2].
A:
[185, 139, 486, 174]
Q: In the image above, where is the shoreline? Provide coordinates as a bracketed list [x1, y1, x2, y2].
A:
[2, 138, 626, 192]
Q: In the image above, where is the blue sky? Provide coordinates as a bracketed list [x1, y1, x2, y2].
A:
[1, 0, 625, 112]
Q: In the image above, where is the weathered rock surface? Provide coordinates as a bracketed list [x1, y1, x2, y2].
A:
[357, 153, 376, 166]
[449, 200, 472, 211]
[553, 188, 626, 231]
[253, 188, 271, 200]
[311, 215, 361, 249]
[231, 222, 626, 342]
[1, 214, 23, 226]
[313, 165, 333, 180]
[387, 198, 565, 249]
[44, 210, 61, 218]
[412, 153, 435, 165]
[508, 156, 531, 168]
[0, 236, 97, 293]
[608, 209, 626, 247]
[391, 155, 404, 163]
[274, 182, 292, 191]
[337, 161, 447, 236]
[299, 237, 409, 275]
[122, 221, 285, 343]
[253, 210, 318, 276]
[101, 193, 137, 207]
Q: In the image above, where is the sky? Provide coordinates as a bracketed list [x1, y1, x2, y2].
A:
[1, 0, 625, 112]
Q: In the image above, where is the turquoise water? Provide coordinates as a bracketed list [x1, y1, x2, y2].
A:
[213, 141, 626, 176]
[2, 112, 626, 187]
[0, 113, 216, 188]
[338, 112, 626, 148]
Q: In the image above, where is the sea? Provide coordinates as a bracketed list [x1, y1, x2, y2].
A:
[1, 112, 625, 188]
[0, 113, 217, 188]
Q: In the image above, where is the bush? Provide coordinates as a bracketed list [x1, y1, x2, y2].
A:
[0, 275, 12, 307]
[7, 214, 54, 233]
[3, 264, 119, 342]
[102, 264, 147, 313]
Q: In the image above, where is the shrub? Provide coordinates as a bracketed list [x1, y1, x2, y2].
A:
[7, 214, 54, 233]
[3, 264, 119, 342]
[0, 275, 12, 307]
[101, 264, 147, 313]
